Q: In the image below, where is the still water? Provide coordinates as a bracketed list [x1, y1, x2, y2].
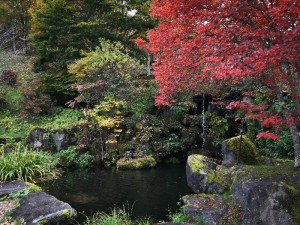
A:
[39, 164, 192, 222]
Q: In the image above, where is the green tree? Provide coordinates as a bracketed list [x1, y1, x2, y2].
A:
[69, 38, 141, 107]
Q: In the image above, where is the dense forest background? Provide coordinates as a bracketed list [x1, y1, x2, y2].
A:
[0, 0, 299, 169]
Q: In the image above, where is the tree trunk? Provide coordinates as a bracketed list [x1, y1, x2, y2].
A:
[278, 93, 300, 170]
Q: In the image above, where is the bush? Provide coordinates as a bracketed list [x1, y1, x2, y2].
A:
[0, 144, 59, 182]
[53, 146, 77, 167]
[54, 146, 94, 168]
[0, 69, 17, 86]
[19, 77, 52, 115]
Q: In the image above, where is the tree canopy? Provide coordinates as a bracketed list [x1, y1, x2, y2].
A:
[137, 0, 300, 168]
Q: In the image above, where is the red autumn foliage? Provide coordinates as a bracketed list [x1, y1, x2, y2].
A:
[137, 0, 299, 106]
[137, 0, 299, 141]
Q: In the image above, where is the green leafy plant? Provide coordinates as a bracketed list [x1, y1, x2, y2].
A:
[53, 146, 77, 167]
[0, 144, 59, 182]
[77, 152, 94, 168]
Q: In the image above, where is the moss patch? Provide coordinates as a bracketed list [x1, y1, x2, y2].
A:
[116, 156, 157, 170]
[227, 136, 258, 164]
[239, 161, 298, 181]
[188, 155, 225, 186]
[272, 182, 300, 223]
[25, 182, 42, 193]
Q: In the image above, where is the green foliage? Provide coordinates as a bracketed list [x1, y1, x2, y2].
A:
[84, 208, 151, 225]
[0, 107, 82, 140]
[77, 153, 94, 168]
[205, 112, 229, 146]
[227, 136, 259, 164]
[257, 129, 294, 158]
[53, 146, 77, 167]
[30, 0, 80, 101]
[69, 39, 141, 105]
[0, 144, 59, 182]
[53, 146, 94, 168]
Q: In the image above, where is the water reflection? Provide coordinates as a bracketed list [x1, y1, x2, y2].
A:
[39, 164, 192, 222]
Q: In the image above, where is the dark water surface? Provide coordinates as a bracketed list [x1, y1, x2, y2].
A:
[39, 164, 192, 222]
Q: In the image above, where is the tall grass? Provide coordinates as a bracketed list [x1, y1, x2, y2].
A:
[0, 144, 59, 182]
[84, 208, 151, 225]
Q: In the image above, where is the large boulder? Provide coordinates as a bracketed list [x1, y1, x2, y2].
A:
[186, 155, 225, 194]
[11, 192, 77, 225]
[233, 176, 300, 225]
[222, 136, 258, 166]
[182, 194, 226, 225]
[0, 180, 28, 197]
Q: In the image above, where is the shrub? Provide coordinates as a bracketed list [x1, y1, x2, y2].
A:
[53, 146, 77, 167]
[0, 69, 17, 86]
[19, 78, 52, 115]
[54, 146, 94, 168]
[0, 144, 59, 182]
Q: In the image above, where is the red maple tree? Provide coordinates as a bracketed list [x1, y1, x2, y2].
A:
[137, 0, 300, 168]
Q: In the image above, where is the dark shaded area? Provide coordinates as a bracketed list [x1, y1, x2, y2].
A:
[39, 164, 192, 223]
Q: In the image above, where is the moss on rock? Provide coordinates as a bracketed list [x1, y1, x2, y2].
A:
[227, 136, 258, 164]
[272, 182, 300, 224]
[116, 156, 157, 170]
[25, 182, 42, 193]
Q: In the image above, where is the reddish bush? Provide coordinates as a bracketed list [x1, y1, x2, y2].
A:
[1, 69, 17, 86]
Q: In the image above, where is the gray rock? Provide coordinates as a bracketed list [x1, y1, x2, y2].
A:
[221, 140, 237, 166]
[11, 192, 76, 225]
[233, 176, 300, 225]
[0, 180, 28, 197]
[186, 155, 225, 194]
[27, 128, 48, 149]
[182, 194, 226, 225]
[51, 131, 75, 151]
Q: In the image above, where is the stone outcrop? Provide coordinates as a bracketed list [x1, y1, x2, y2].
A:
[0, 180, 28, 197]
[233, 176, 300, 225]
[27, 128, 48, 150]
[186, 155, 225, 194]
[11, 192, 76, 225]
[0, 181, 76, 225]
[182, 194, 226, 225]
[28, 128, 76, 152]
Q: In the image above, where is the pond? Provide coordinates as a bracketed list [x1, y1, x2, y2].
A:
[39, 164, 192, 223]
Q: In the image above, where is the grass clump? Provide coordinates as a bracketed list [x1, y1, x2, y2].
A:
[0, 143, 59, 182]
[84, 208, 151, 225]
[168, 209, 205, 225]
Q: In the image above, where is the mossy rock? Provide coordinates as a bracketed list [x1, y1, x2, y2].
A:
[116, 156, 157, 170]
[186, 155, 226, 194]
[223, 136, 258, 165]
[272, 182, 300, 224]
